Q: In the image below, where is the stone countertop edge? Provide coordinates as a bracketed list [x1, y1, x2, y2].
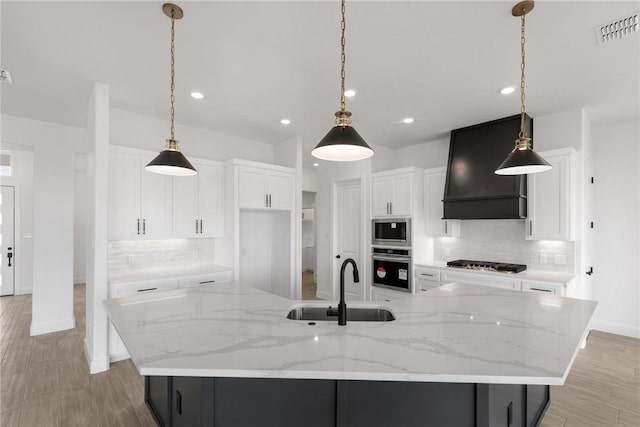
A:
[103, 282, 597, 385]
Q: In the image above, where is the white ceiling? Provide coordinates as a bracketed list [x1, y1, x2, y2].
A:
[2, 1, 639, 165]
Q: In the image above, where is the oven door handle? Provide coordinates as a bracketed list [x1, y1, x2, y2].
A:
[372, 255, 411, 262]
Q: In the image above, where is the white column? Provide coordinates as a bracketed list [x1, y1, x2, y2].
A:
[84, 82, 110, 373]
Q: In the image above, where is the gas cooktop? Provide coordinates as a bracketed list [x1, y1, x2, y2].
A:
[446, 260, 527, 274]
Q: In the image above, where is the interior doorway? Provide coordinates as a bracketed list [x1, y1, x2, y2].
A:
[301, 191, 317, 300]
[1, 185, 16, 296]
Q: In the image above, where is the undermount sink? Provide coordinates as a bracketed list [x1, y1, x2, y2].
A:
[286, 305, 396, 322]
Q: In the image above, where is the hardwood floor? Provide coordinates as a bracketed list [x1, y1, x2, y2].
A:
[301, 270, 319, 300]
[0, 285, 155, 427]
[1, 284, 638, 427]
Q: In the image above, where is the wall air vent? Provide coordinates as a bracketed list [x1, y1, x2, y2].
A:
[596, 12, 639, 44]
[0, 69, 12, 84]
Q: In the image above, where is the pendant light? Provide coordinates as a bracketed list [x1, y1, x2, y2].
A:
[495, 0, 551, 176]
[146, 3, 197, 176]
[312, 0, 374, 162]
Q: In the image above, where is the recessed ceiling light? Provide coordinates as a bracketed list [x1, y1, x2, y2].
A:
[313, 163, 319, 167]
[280, 119, 291, 125]
[402, 117, 414, 124]
[499, 86, 516, 95]
[190, 91, 204, 99]
[344, 89, 356, 97]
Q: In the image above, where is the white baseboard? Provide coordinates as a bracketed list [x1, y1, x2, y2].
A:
[591, 320, 640, 339]
[74, 276, 86, 285]
[109, 352, 131, 363]
[316, 290, 332, 300]
[30, 316, 76, 336]
[84, 338, 109, 374]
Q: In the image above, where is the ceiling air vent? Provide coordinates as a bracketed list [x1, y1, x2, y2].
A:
[596, 12, 639, 44]
[0, 69, 12, 84]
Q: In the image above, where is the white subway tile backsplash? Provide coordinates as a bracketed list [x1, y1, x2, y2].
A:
[108, 239, 216, 273]
[433, 220, 574, 273]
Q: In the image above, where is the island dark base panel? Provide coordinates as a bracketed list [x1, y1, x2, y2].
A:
[145, 376, 549, 427]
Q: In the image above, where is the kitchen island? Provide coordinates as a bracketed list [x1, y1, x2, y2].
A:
[103, 282, 596, 427]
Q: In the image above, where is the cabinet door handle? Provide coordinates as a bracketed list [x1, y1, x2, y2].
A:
[386, 202, 390, 215]
[200, 219, 203, 234]
[176, 390, 182, 415]
[196, 219, 199, 233]
[142, 219, 146, 235]
[444, 220, 448, 234]
[137, 287, 157, 292]
[199, 280, 216, 284]
[530, 287, 552, 293]
[390, 202, 393, 215]
[266, 194, 269, 208]
[137, 219, 140, 235]
[529, 220, 533, 236]
[269, 194, 272, 207]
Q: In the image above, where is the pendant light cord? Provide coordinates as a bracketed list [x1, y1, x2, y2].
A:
[170, 9, 176, 141]
[339, 0, 346, 113]
[519, 11, 527, 139]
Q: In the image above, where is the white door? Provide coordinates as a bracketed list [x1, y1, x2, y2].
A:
[1, 186, 15, 296]
[197, 163, 223, 237]
[140, 170, 172, 238]
[371, 176, 391, 217]
[268, 171, 294, 210]
[390, 174, 411, 216]
[172, 174, 199, 237]
[334, 179, 364, 301]
[108, 151, 141, 239]
[238, 168, 268, 209]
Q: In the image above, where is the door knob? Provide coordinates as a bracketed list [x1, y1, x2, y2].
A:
[335, 255, 341, 259]
[7, 247, 13, 267]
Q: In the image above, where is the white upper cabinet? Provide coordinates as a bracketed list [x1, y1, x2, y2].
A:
[108, 149, 172, 240]
[238, 166, 294, 210]
[371, 169, 416, 217]
[526, 148, 576, 241]
[424, 167, 459, 237]
[172, 160, 224, 237]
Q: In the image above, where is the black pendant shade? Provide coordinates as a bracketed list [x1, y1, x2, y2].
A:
[495, 145, 552, 175]
[145, 140, 197, 176]
[312, 125, 374, 162]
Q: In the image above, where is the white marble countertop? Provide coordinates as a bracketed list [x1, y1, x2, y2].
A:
[109, 264, 233, 285]
[415, 261, 575, 284]
[103, 282, 596, 385]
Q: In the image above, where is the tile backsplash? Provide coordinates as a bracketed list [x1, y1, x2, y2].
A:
[433, 220, 574, 273]
[108, 239, 215, 272]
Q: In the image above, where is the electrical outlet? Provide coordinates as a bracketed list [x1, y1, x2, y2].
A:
[539, 253, 548, 264]
[554, 254, 567, 265]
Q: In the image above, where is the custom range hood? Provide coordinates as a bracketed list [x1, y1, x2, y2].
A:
[443, 114, 531, 219]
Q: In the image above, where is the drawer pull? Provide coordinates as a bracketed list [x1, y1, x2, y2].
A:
[420, 273, 435, 277]
[199, 280, 216, 284]
[530, 287, 552, 293]
[137, 287, 158, 293]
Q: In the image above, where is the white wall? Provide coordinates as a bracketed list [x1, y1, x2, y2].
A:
[110, 108, 274, 163]
[31, 141, 76, 335]
[1, 114, 87, 336]
[74, 155, 88, 284]
[302, 167, 318, 192]
[591, 118, 640, 338]
[0, 143, 34, 295]
[391, 137, 450, 170]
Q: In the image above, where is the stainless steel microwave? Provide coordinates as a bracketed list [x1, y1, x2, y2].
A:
[372, 218, 411, 247]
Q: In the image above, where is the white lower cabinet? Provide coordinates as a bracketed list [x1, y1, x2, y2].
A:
[108, 279, 178, 361]
[177, 271, 233, 288]
[440, 271, 521, 291]
[371, 288, 406, 302]
[522, 280, 565, 296]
